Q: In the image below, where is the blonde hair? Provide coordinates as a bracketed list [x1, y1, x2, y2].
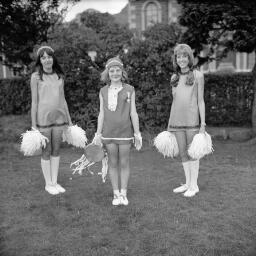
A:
[173, 44, 194, 72]
[101, 61, 128, 84]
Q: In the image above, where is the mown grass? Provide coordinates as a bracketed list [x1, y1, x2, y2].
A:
[0, 115, 255, 256]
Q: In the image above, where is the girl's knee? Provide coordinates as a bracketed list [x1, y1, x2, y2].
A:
[179, 151, 189, 162]
[51, 148, 60, 156]
[120, 158, 129, 170]
[42, 150, 51, 160]
[109, 158, 118, 169]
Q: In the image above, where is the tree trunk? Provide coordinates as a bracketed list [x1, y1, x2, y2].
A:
[251, 51, 256, 135]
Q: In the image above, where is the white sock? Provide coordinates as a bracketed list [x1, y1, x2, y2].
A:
[41, 158, 52, 187]
[120, 189, 127, 197]
[50, 156, 60, 185]
[182, 162, 190, 187]
[113, 189, 120, 196]
[190, 160, 199, 189]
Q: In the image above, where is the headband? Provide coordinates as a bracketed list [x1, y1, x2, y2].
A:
[105, 58, 123, 69]
[37, 46, 54, 56]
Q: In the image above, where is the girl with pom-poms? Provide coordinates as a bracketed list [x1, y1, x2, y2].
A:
[30, 46, 72, 195]
[168, 44, 206, 197]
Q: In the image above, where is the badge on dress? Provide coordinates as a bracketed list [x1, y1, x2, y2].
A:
[127, 92, 131, 103]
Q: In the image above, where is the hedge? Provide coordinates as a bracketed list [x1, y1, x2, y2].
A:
[0, 72, 253, 132]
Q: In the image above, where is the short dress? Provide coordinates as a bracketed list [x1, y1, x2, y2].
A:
[32, 72, 69, 131]
[100, 83, 134, 145]
[168, 70, 203, 132]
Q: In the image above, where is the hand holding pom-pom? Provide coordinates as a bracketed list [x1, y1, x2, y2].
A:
[154, 131, 179, 158]
[20, 128, 49, 156]
[188, 132, 213, 159]
[134, 133, 142, 151]
[92, 133, 102, 146]
[62, 125, 87, 148]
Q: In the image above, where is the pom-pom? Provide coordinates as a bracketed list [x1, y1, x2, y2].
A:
[20, 128, 49, 156]
[70, 144, 107, 182]
[154, 131, 179, 158]
[63, 125, 87, 148]
[188, 132, 213, 159]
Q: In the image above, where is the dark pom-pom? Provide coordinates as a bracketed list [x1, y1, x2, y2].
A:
[186, 70, 195, 86]
[170, 73, 179, 87]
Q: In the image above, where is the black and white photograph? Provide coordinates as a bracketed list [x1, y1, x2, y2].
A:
[0, 0, 256, 255]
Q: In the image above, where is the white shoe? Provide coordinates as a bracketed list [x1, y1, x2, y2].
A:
[112, 194, 121, 206]
[45, 185, 59, 195]
[183, 187, 199, 197]
[173, 184, 189, 193]
[54, 184, 66, 193]
[119, 195, 129, 206]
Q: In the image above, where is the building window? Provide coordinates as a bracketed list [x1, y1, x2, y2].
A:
[236, 52, 252, 72]
[145, 2, 158, 27]
[141, 0, 162, 31]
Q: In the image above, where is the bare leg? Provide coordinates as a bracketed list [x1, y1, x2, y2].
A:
[119, 144, 131, 205]
[173, 131, 190, 193]
[184, 129, 200, 197]
[51, 127, 63, 157]
[119, 144, 131, 191]
[51, 127, 65, 193]
[40, 129, 58, 195]
[105, 143, 119, 191]
[41, 129, 52, 160]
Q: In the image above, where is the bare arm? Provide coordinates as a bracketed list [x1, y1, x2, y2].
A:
[30, 73, 38, 128]
[197, 71, 206, 131]
[130, 90, 140, 134]
[96, 92, 104, 134]
[61, 80, 72, 125]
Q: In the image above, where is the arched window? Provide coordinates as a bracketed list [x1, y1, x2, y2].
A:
[145, 2, 158, 27]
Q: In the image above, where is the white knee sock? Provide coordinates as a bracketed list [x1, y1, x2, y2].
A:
[41, 159, 52, 187]
[120, 188, 127, 197]
[190, 160, 199, 189]
[50, 156, 60, 185]
[182, 162, 190, 187]
[113, 189, 120, 196]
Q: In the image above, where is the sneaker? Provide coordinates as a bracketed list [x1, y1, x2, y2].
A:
[54, 184, 66, 193]
[119, 195, 129, 206]
[173, 184, 189, 193]
[183, 186, 199, 197]
[45, 185, 59, 195]
[112, 194, 121, 206]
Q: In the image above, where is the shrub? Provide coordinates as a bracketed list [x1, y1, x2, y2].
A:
[0, 72, 253, 131]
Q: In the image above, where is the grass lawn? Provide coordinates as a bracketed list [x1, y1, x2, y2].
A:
[0, 115, 256, 256]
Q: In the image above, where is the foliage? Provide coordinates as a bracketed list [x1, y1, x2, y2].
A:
[205, 72, 253, 126]
[124, 23, 182, 85]
[0, 77, 31, 116]
[0, 0, 79, 69]
[0, 73, 253, 130]
[177, 0, 256, 59]
[177, 0, 256, 131]
[78, 11, 133, 67]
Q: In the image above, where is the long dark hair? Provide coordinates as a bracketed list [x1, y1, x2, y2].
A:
[170, 44, 195, 87]
[34, 47, 64, 80]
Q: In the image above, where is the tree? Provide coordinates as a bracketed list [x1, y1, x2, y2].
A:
[177, 0, 256, 133]
[124, 23, 182, 84]
[0, 0, 78, 69]
[122, 23, 182, 130]
[78, 11, 133, 67]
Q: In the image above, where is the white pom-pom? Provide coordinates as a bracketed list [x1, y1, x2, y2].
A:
[154, 131, 179, 158]
[62, 125, 87, 148]
[188, 132, 213, 159]
[20, 128, 49, 156]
